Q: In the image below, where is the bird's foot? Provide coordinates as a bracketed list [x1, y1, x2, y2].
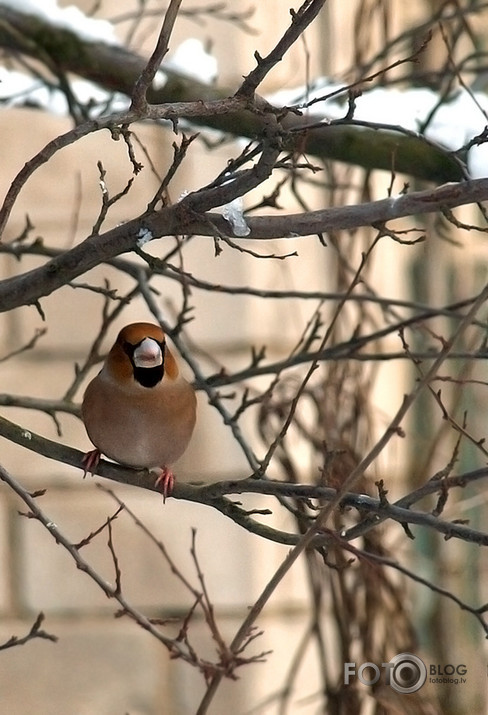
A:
[82, 448, 101, 477]
[153, 466, 175, 503]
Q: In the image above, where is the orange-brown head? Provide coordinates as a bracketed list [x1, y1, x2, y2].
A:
[106, 322, 179, 387]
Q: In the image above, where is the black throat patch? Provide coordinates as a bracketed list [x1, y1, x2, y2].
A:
[123, 338, 165, 388]
[133, 364, 165, 388]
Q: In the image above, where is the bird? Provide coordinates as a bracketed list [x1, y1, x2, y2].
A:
[81, 322, 196, 500]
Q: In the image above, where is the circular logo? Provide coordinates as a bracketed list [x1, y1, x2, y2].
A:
[388, 653, 427, 694]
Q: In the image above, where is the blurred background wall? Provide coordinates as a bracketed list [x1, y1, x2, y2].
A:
[0, 1, 486, 713]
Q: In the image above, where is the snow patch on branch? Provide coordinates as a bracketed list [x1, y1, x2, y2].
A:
[222, 197, 251, 237]
[136, 228, 153, 246]
[164, 39, 218, 85]
[267, 79, 488, 178]
[0, 68, 129, 116]
[0, 0, 120, 45]
[152, 70, 168, 91]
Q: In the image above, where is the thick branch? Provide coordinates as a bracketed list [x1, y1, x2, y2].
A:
[0, 5, 464, 183]
[1, 178, 488, 313]
[0, 413, 486, 547]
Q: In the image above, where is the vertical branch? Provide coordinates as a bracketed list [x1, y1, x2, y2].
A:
[236, 0, 327, 97]
[131, 0, 183, 111]
[197, 275, 488, 712]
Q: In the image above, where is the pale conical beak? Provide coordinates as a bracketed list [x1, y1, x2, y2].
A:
[133, 338, 163, 368]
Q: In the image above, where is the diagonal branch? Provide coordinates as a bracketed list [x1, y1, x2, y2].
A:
[1, 177, 488, 314]
[0, 461, 202, 663]
[0, 412, 486, 547]
[236, 0, 326, 98]
[130, 0, 183, 111]
[0, 5, 464, 183]
[0, 612, 57, 650]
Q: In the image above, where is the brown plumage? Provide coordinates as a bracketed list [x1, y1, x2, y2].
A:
[81, 322, 196, 498]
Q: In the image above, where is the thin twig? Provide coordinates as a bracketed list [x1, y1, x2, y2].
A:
[130, 0, 183, 111]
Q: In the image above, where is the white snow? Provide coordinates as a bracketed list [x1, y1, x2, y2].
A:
[268, 80, 488, 178]
[2, 0, 487, 178]
[267, 77, 344, 113]
[0, 0, 120, 45]
[0, 67, 129, 116]
[152, 70, 168, 91]
[136, 228, 153, 246]
[0, 68, 65, 114]
[178, 185, 251, 236]
[3, 1, 218, 84]
[467, 143, 488, 179]
[222, 196, 251, 237]
[164, 39, 218, 85]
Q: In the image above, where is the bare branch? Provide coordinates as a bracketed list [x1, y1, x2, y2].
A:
[0, 612, 58, 650]
[0, 5, 465, 184]
[0, 461, 218, 666]
[236, 0, 326, 98]
[130, 0, 183, 111]
[1, 410, 486, 547]
[0, 328, 47, 362]
[2, 177, 488, 315]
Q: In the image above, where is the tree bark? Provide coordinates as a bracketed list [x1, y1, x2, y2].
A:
[0, 6, 465, 183]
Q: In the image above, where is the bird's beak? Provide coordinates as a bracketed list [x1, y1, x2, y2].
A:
[133, 338, 163, 368]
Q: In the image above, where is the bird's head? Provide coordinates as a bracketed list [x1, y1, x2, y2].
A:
[107, 322, 179, 387]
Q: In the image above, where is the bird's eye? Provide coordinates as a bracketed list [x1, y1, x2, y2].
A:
[122, 340, 135, 358]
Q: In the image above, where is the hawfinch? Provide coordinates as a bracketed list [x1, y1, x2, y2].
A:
[81, 322, 196, 499]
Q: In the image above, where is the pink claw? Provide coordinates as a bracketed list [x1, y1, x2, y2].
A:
[154, 466, 175, 503]
[82, 448, 101, 477]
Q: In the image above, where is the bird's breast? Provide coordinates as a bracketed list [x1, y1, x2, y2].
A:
[82, 372, 196, 468]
